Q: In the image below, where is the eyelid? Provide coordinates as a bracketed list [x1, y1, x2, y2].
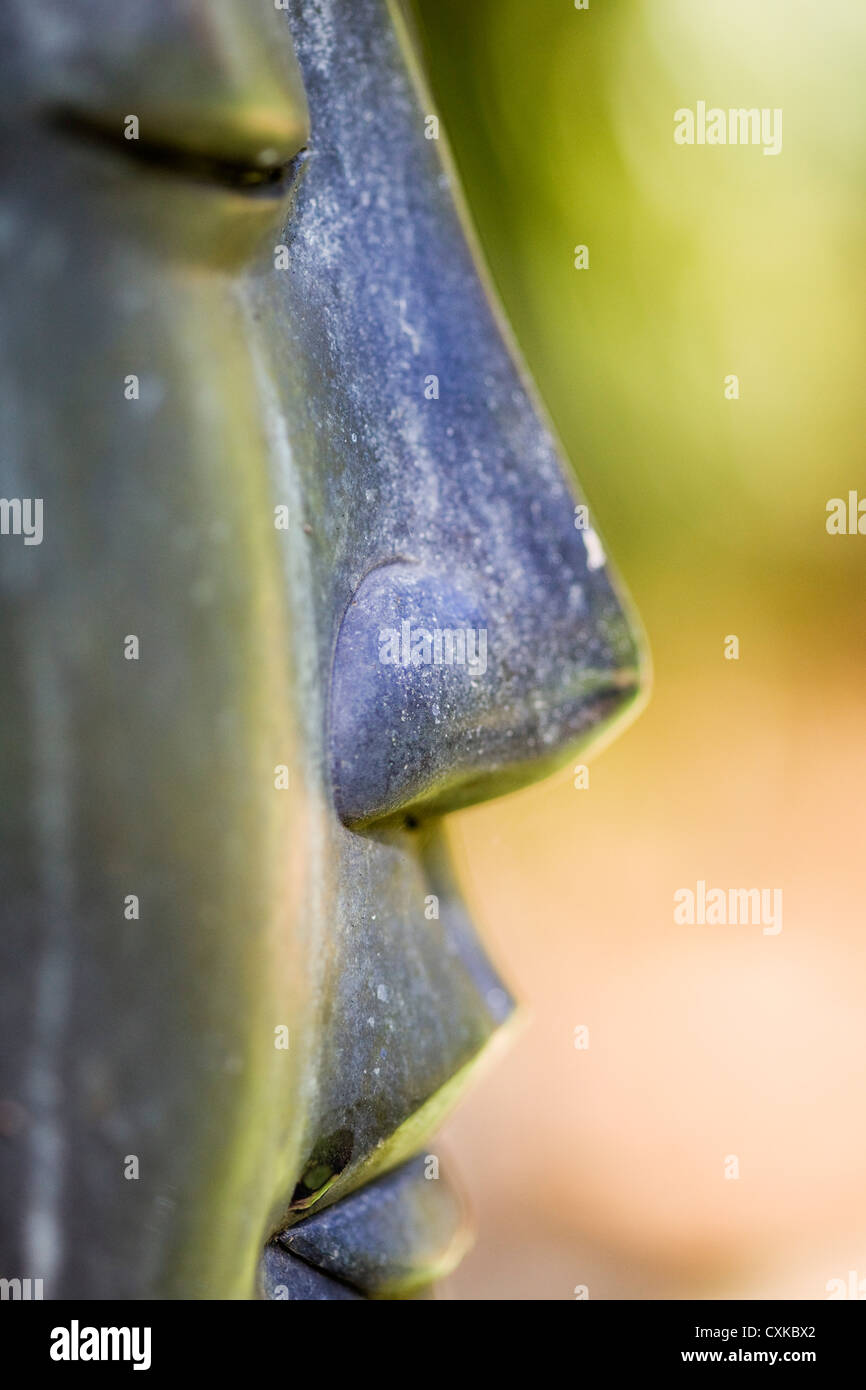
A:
[49, 107, 309, 195]
[8, 0, 310, 170]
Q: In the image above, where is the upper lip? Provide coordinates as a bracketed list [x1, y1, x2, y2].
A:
[272, 822, 518, 1233]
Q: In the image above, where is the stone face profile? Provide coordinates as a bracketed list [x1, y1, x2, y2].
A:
[0, 0, 645, 1298]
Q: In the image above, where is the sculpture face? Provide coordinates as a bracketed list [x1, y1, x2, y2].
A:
[0, 0, 645, 1298]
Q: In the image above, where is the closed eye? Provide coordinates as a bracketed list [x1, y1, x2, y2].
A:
[47, 106, 309, 196]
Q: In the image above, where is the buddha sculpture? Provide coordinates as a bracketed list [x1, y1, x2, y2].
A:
[0, 0, 646, 1299]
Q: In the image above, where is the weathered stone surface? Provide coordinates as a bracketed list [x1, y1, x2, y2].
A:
[0, 0, 645, 1299]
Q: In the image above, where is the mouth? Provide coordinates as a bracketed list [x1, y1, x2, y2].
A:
[257, 818, 518, 1301]
[261, 1152, 471, 1300]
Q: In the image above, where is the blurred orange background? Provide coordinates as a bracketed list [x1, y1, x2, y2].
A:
[409, 0, 866, 1299]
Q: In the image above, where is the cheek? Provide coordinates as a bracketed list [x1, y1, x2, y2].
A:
[0, 238, 319, 1293]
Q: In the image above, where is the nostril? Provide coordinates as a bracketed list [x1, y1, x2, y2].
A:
[289, 1127, 355, 1211]
[329, 552, 641, 831]
[330, 562, 490, 829]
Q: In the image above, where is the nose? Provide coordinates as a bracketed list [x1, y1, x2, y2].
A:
[331, 472, 642, 829]
[266, 7, 645, 833]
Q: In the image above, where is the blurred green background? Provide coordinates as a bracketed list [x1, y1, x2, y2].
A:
[408, 0, 866, 1299]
